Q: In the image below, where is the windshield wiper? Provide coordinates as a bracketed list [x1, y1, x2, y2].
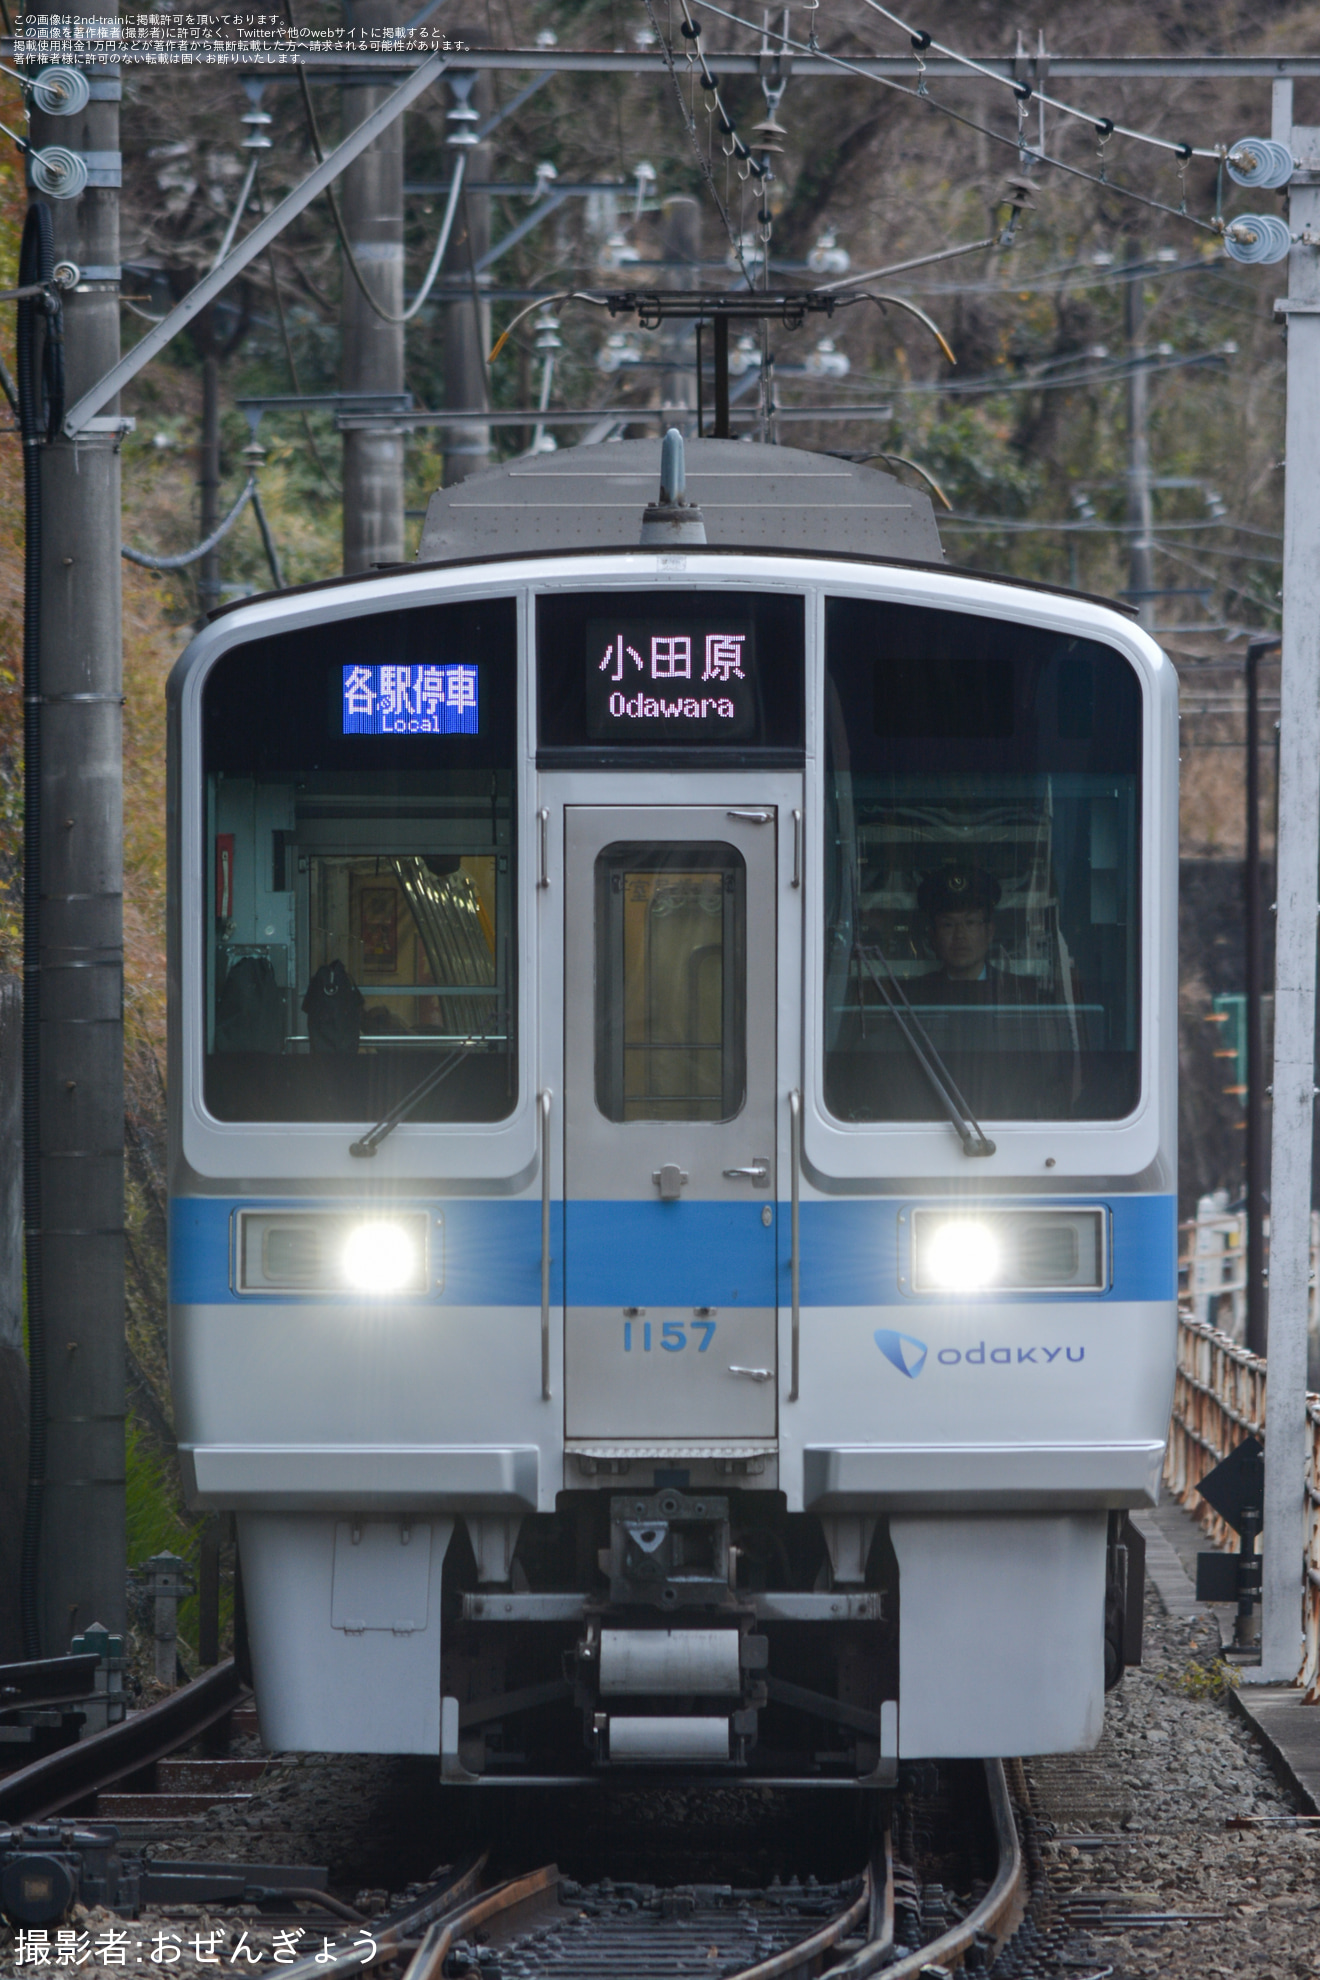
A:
[349, 1031, 490, 1157]
[854, 942, 996, 1158]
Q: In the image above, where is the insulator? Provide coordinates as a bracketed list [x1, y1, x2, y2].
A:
[447, 101, 480, 148]
[751, 117, 787, 151]
[680, 18, 701, 35]
[30, 66, 90, 117]
[1223, 212, 1292, 264]
[28, 146, 88, 199]
[1226, 136, 1294, 189]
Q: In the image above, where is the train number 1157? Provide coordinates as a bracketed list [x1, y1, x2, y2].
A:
[624, 1319, 716, 1353]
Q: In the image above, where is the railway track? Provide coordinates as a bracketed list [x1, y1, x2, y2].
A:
[1, 1664, 1029, 1977]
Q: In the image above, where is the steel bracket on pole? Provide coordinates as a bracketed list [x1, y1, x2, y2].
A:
[60, 51, 448, 437]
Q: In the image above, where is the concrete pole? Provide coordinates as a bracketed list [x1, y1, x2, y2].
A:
[660, 196, 700, 429]
[443, 61, 490, 487]
[0, 977, 26, 1660]
[1258, 92, 1317, 1686]
[198, 350, 221, 615]
[1124, 244, 1155, 632]
[28, 0, 126, 1653]
[341, 0, 407, 574]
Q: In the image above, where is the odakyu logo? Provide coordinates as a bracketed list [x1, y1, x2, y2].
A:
[873, 1330, 929, 1379]
[874, 1330, 1085, 1376]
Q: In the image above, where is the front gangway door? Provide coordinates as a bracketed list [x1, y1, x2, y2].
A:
[563, 806, 779, 1461]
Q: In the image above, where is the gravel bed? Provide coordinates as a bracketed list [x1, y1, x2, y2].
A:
[4, 1572, 1317, 1976]
[994, 1590, 1320, 1979]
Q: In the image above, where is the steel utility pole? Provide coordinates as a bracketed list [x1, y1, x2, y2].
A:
[443, 57, 490, 487]
[26, 0, 126, 1653]
[1243, 634, 1277, 1360]
[1124, 243, 1155, 632]
[341, 0, 407, 574]
[1258, 80, 1317, 1685]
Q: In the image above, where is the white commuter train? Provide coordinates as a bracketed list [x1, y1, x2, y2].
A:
[167, 434, 1177, 1783]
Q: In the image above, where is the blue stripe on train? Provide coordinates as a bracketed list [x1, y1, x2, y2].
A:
[169, 1193, 1176, 1308]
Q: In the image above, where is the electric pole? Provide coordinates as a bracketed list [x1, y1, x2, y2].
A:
[1124, 243, 1155, 631]
[341, 0, 407, 573]
[442, 57, 490, 487]
[660, 196, 701, 428]
[26, 0, 126, 1653]
[1258, 82, 1316, 1684]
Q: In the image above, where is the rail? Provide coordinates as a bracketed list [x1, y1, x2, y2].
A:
[0, 1657, 241, 1823]
[1166, 1309, 1320, 1697]
[831, 1759, 1024, 1978]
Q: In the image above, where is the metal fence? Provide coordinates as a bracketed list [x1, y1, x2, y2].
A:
[1165, 1307, 1320, 1696]
[1179, 1191, 1320, 1347]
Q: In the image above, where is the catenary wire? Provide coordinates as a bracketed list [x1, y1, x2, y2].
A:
[282, 0, 458, 325]
[641, 0, 755, 289]
[684, 0, 1226, 235]
[857, 0, 1216, 158]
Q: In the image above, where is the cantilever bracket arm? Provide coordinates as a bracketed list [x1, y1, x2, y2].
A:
[61, 52, 449, 438]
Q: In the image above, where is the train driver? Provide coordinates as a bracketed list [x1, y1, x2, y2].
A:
[908, 864, 1035, 1006]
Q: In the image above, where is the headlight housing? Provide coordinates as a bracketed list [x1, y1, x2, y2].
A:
[237, 1209, 432, 1295]
[911, 1207, 1107, 1294]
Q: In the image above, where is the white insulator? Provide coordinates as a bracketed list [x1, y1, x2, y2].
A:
[807, 228, 850, 275]
[29, 146, 89, 200]
[599, 1628, 743, 1696]
[729, 333, 761, 376]
[806, 336, 850, 378]
[599, 231, 640, 270]
[446, 103, 480, 148]
[1223, 213, 1292, 264]
[1226, 136, 1294, 189]
[31, 66, 90, 117]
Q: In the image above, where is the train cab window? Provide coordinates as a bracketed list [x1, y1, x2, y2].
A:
[595, 843, 747, 1123]
[823, 598, 1142, 1123]
[200, 599, 518, 1124]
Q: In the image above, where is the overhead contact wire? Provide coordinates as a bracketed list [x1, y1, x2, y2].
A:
[858, 0, 1215, 159]
[641, 0, 755, 290]
[685, 0, 1224, 236]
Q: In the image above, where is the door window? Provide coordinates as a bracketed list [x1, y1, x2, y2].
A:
[594, 843, 746, 1124]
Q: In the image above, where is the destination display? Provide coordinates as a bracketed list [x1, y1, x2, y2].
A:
[536, 589, 804, 756]
[342, 661, 479, 735]
[584, 616, 757, 742]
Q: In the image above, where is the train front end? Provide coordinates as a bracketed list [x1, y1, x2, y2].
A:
[167, 439, 1177, 1779]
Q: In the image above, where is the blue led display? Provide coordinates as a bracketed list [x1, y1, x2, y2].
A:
[342, 662, 479, 735]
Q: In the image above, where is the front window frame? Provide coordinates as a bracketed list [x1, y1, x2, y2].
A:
[802, 578, 1168, 1183]
[177, 581, 540, 1183]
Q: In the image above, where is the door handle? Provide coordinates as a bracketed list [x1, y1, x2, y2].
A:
[727, 808, 773, 824]
[729, 1365, 773, 1383]
[723, 1158, 771, 1185]
[539, 1090, 552, 1400]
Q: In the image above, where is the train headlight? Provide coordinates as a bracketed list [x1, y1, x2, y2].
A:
[341, 1220, 419, 1294]
[910, 1207, 1108, 1294]
[920, 1218, 1001, 1292]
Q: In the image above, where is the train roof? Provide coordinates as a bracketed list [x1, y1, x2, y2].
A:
[204, 435, 1138, 626]
[415, 437, 946, 564]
